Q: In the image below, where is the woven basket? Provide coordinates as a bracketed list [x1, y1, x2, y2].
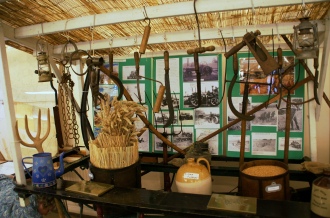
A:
[89, 134, 139, 169]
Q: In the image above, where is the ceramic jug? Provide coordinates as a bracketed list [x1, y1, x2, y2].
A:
[175, 157, 212, 195]
[22, 152, 65, 188]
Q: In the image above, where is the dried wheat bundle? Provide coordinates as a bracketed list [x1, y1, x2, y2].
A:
[89, 141, 139, 169]
[89, 95, 146, 169]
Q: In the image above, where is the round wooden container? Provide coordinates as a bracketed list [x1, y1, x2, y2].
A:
[239, 160, 291, 200]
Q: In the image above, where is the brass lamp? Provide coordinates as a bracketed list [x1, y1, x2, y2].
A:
[293, 17, 319, 59]
[36, 40, 53, 82]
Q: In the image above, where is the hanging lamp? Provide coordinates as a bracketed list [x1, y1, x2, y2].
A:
[293, 17, 319, 59]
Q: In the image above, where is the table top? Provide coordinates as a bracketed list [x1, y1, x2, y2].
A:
[14, 179, 323, 218]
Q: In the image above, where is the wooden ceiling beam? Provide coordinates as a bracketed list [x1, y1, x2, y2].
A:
[52, 20, 325, 55]
[14, 0, 328, 39]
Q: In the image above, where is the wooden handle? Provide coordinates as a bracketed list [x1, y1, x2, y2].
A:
[134, 52, 140, 69]
[277, 47, 283, 68]
[153, 85, 166, 113]
[164, 51, 169, 71]
[187, 46, 216, 55]
[224, 41, 246, 58]
[233, 53, 238, 73]
[139, 25, 151, 54]
[109, 52, 113, 74]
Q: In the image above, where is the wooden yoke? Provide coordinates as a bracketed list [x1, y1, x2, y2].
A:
[99, 65, 185, 155]
[15, 108, 51, 153]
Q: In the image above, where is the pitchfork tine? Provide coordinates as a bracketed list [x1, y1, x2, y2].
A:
[15, 108, 51, 153]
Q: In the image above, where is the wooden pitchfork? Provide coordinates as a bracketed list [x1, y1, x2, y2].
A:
[15, 108, 50, 153]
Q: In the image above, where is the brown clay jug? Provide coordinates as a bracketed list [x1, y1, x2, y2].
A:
[175, 157, 212, 195]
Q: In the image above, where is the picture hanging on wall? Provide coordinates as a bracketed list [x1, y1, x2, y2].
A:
[227, 135, 250, 152]
[194, 107, 220, 128]
[178, 110, 194, 125]
[155, 58, 180, 93]
[278, 137, 303, 151]
[138, 130, 150, 152]
[277, 98, 303, 132]
[154, 111, 178, 126]
[172, 126, 194, 151]
[251, 102, 278, 127]
[123, 65, 145, 80]
[183, 81, 219, 108]
[160, 93, 180, 109]
[251, 132, 277, 156]
[227, 97, 252, 131]
[239, 56, 295, 95]
[154, 128, 171, 152]
[182, 56, 218, 82]
[124, 83, 146, 103]
[196, 128, 220, 155]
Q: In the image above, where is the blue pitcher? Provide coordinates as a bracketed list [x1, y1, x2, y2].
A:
[22, 152, 65, 188]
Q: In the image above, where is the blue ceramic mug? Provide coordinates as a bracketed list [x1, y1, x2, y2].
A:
[22, 152, 57, 188]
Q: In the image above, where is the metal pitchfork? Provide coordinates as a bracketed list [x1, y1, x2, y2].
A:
[15, 108, 50, 153]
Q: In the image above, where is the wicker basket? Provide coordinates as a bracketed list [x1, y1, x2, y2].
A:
[89, 134, 139, 169]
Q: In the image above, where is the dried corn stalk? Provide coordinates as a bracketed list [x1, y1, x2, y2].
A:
[89, 94, 147, 169]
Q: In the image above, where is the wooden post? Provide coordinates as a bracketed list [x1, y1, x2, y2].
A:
[0, 22, 27, 206]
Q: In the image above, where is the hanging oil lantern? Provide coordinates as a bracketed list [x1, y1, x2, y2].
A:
[293, 17, 319, 59]
[36, 39, 53, 82]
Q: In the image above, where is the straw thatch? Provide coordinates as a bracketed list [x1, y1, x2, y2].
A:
[1, 0, 329, 56]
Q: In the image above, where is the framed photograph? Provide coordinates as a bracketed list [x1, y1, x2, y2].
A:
[239, 56, 295, 95]
[277, 98, 303, 132]
[154, 111, 178, 126]
[251, 132, 277, 156]
[182, 56, 218, 82]
[172, 127, 194, 151]
[196, 128, 219, 155]
[155, 58, 180, 93]
[161, 93, 180, 109]
[154, 128, 171, 152]
[183, 82, 219, 108]
[227, 135, 250, 152]
[194, 107, 220, 128]
[227, 97, 251, 131]
[138, 130, 150, 152]
[124, 84, 145, 103]
[251, 103, 278, 127]
[278, 137, 302, 151]
[178, 110, 194, 125]
[122, 65, 145, 80]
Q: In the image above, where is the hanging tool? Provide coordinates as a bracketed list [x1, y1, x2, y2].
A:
[227, 53, 255, 121]
[276, 47, 283, 109]
[163, 51, 174, 127]
[225, 30, 279, 77]
[187, 46, 215, 108]
[135, 18, 151, 103]
[313, 51, 320, 105]
[50, 80, 64, 148]
[108, 52, 123, 100]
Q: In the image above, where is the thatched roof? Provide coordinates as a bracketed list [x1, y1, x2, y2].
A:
[1, 0, 329, 57]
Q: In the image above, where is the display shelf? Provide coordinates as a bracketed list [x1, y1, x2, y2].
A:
[14, 178, 320, 218]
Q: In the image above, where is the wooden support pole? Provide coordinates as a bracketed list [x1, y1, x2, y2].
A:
[0, 22, 27, 206]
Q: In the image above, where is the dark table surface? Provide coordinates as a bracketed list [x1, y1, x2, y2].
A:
[14, 179, 323, 218]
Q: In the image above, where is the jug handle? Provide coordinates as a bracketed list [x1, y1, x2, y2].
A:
[22, 157, 33, 178]
[197, 157, 211, 173]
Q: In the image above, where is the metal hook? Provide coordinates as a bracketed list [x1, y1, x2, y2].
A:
[142, 6, 150, 25]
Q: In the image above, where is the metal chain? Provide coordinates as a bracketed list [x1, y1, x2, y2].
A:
[59, 67, 80, 147]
